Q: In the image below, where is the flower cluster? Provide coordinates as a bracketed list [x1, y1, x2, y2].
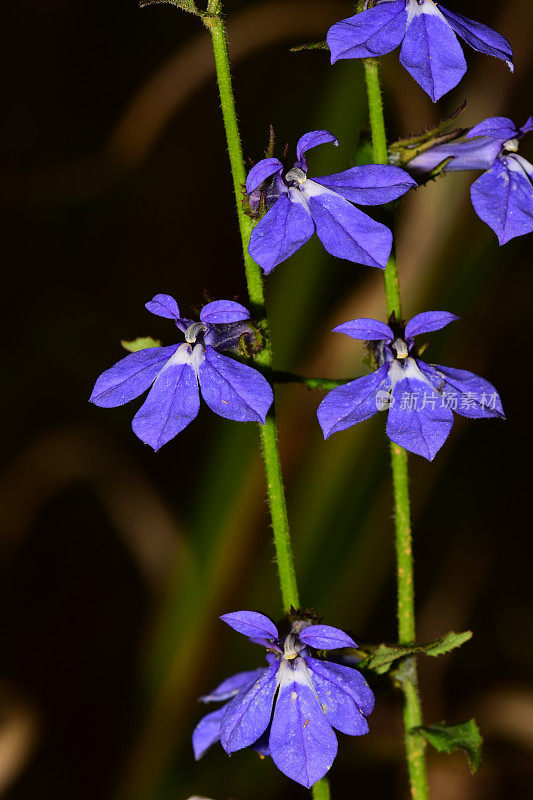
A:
[407, 116, 533, 244]
[247, 130, 416, 272]
[327, 0, 513, 102]
[317, 311, 504, 460]
[90, 295, 273, 449]
[193, 611, 374, 788]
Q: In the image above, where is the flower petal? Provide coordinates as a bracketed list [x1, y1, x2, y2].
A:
[421, 363, 504, 419]
[248, 191, 315, 273]
[333, 318, 394, 342]
[521, 117, 533, 135]
[145, 293, 180, 320]
[192, 705, 226, 760]
[269, 666, 337, 788]
[131, 345, 201, 450]
[317, 365, 390, 439]
[386, 360, 454, 460]
[220, 611, 279, 641]
[245, 158, 283, 194]
[313, 164, 415, 206]
[400, 7, 466, 102]
[439, 5, 513, 70]
[327, 2, 407, 62]
[405, 311, 458, 339]
[198, 347, 273, 424]
[219, 664, 278, 753]
[306, 657, 375, 717]
[296, 130, 338, 161]
[89, 344, 179, 408]
[200, 669, 266, 703]
[299, 625, 357, 650]
[304, 183, 392, 268]
[305, 656, 373, 734]
[466, 116, 518, 142]
[470, 159, 533, 245]
[200, 300, 250, 324]
[406, 136, 502, 175]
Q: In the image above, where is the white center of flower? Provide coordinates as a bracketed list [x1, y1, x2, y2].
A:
[285, 167, 307, 188]
[391, 337, 409, 360]
[185, 322, 207, 344]
[503, 137, 519, 153]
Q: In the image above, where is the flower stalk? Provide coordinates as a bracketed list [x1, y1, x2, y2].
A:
[203, 4, 299, 612]
[363, 57, 430, 800]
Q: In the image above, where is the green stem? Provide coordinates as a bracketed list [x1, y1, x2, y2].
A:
[204, 3, 299, 612]
[363, 58, 429, 800]
[312, 778, 331, 800]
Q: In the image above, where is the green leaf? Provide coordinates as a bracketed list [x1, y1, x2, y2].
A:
[358, 630, 472, 674]
[352, 136, 374, 168]
[417, 719, 483, 773]
[121, 336, 161, 352]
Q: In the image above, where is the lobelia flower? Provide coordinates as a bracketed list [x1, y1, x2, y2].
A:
[327, 1, 513, 103]
[246, 129, 416, 273]
[317, 311, 504, 460]
[406, 116, 533, 244]
[192, 611, 374, 788]
[90, 295, 273, 449]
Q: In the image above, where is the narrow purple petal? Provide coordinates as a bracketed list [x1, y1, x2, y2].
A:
[145, 293, 180, 320]
[220, 611, 279, 641]
[269, 668, 337, 788]
[471, 159, 533, 245]
[296, 131, 338, 161]
[89, 344, 179, 408]
[305, 183, 392, 268]
[199, 669, 266, 703]
[219, 664, 278, 753]
[521, 117, 533, 135]
[333, 318, 394, 342]
[192, 705, 226, 760]
[245, 158, 283, 194]
[327, 2, 407, 62]
[400, 9, 466, 102]
[248, 192, 315, 273]
[421, 363, 504, 419]
[299, 624, 357, 651]
[313, 164, 415, 205]
[200, 300, 250, 324]
[131, 345, 200, 450]
[407, 136, 503, 175]
[405, 311, 458, 339]
[198, 347, 273, 424]
[307, 657, 375, 717]
[386, 361, 454, 460]
[466, 116, 518, 142]
[317, 364, 390, 439]
[439, 5, 513, 69]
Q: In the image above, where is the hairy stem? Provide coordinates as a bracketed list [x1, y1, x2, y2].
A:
[363, 57, 429, 800]
[312, 777, 331, 800]
[204, 3, 299, 612]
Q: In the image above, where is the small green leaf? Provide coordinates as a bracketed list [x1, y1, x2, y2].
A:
[417, 719, 483, 773]
[352, 137, 374, 168]
[121, 336, 161, 352]
[358, 630, 472, 674]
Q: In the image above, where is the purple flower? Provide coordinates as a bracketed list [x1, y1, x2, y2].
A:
[246, 130, 415, 273]
[407, 116, 533, 244]
[317, 311, 504, 460]
[90, 295, 273, 449]
[192, 611, 374, 788]
[327, 1, 513, 102]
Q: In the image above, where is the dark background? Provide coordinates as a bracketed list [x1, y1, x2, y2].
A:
[1, 1, 532, 799]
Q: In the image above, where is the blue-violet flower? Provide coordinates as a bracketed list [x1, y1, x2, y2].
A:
[317, 311, 504, 460]
[246, 129, 415, 273]
[192, 610, 374, 788]
[327, 1, 513, 102]
[90, 295, 273, 449]
[406, 116, 533, 244]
